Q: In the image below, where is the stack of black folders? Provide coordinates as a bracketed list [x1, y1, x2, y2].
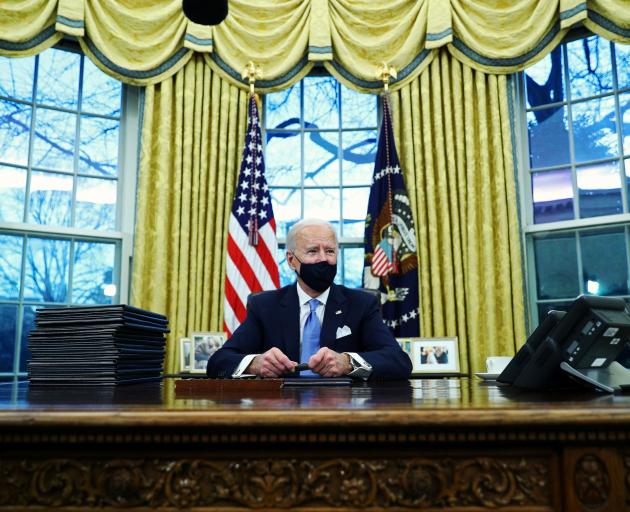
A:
[28, 304, 169, 386]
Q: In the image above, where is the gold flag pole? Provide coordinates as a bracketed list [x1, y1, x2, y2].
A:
[241, 61, 264, 245]
[376, 62, 397, 93]
[242, 61, 263, 98]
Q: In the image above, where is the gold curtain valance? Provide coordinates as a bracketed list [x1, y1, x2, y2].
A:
[0, 0, 628, 90]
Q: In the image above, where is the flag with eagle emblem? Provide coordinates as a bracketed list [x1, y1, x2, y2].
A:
[363, 94, 419, 336]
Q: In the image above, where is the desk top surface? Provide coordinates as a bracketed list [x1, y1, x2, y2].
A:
[1, 378, 630, 428]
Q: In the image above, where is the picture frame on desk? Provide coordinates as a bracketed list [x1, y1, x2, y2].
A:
[179, 337, 192, 373]
[190, 332, 227, 373]
[397, 337, 460, 376]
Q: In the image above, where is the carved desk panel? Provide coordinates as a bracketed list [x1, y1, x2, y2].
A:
[0, 379, 629, 511]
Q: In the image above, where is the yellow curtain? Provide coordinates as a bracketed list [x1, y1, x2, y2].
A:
[0, 0, 62, 56]
[390, 50, 526, 373]
[206, 0, 315, 91]
[131, 55, 248, 373]
[323, 0, 435, 92]
[1, 1, 628, 88]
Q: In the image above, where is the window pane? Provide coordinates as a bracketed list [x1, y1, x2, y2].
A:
[19, 305, 37, 373]
[36, 49, 80, 109]
[534, 233, 579, 299]
[270, 188, 300, 239]
[0, 55, 35, 102]
[525, 47, 565, 108]
[75, 176, 116, 230]
[0, 304, 17, 372]
[621, 92, 630, 155]
[531, 169, 574, 223]
[0, 234, 23, 300]
[342, 130, 377, 185]
[616, 43, 630, 90]
[81, 58, 121, 117]
[577, 161, 622, 218]
[304, 131, 339, 186]
[527, 107, 570, 168]
[334, 250, 344, 286]
[0, 100, 31, 166]
[581, 228, 629, 296]
[79, 115, 119, 177]
[31, 108, 77, 172]
[572, 97, 618, 163]
[266, 75, 373, 287]
[0, 165, 26, 222]
[342, 84, 377, 128]
[0, 47, 125, 378]
[276, 249, 294, 288]
[303, 76, 338, 130]
[342, 187, 370, 237]
[567, 37, 613, 100]
[266, 132, 300, 186]
[28, 171, 73, 227]
[265, 83, 300, 130]
[343, 247, 364, 288]
[72, 241, 116, 304]
[525, 36, 630, 327]
[304, 188, 340, 235]
[23, 237, 70, 303]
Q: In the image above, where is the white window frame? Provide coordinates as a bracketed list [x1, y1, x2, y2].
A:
[516, 29, 630, 326]
[0, 42, 140, 378]
[262, 69, 380, 287]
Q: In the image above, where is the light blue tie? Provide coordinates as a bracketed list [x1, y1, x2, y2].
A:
[300, 299, 321, 377]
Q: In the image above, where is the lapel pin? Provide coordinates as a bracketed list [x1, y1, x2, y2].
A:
[336, 310, 342, 315]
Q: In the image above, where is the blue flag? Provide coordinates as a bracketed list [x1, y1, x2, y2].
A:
[363, 95, 419, 336]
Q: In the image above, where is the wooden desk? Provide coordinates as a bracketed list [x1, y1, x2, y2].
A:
[0, 378, 629, 511]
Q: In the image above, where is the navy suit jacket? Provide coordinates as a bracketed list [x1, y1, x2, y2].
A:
[207, 283, 412, 380]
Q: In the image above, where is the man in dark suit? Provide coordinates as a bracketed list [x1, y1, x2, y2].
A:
[207, 219, 412, 380]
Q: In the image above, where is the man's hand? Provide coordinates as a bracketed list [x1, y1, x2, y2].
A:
[309, 347, 352, 377]
[246, 347, 297, 378]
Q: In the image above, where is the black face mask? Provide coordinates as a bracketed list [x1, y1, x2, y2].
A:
[293, 254, 337, 292]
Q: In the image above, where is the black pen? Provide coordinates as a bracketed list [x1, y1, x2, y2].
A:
[294, 363, 309, 372]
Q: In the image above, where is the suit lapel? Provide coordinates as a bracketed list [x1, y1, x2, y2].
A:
[280, 284, 301, 362]
[321, 284, 347, 350]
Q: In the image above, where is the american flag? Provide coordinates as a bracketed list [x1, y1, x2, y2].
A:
[224, 95, 280, 337]
[371, 238, 395, 276]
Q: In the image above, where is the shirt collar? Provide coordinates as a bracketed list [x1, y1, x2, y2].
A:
[296, 281, 330, 307]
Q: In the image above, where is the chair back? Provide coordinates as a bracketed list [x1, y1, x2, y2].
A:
[356, 287, 382, 311]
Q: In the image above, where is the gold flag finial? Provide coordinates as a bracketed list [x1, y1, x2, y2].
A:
[242, 61, 263, 95]
[376, 63, 397, 92]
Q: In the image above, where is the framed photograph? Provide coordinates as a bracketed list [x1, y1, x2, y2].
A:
[190, 331, 227, 373]
[398, 337, 460, 376]
[179, 337, 192, 373]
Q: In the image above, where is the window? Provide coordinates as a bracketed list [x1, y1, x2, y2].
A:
[0, 44, 139, 379]
[263, 74, 378, 287]
[519, 34, 630, 322]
